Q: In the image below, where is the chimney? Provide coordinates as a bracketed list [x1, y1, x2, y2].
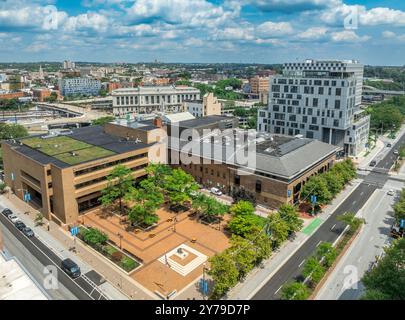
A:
[153, 117, 163, 128]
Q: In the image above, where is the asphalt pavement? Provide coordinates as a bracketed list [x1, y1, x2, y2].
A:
[0, 210, 107, 300]
[252, 132, 405, 300]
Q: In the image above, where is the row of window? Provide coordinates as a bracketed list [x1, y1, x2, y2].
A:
[75, 163, 148, 190]
[116, 94, 199, 106]
[74, 153, 148, 176]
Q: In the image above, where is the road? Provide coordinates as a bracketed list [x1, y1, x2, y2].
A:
[252, 132, 405, 300]
[1, 223, 77, 300]
[315, 184, 399, 300]
[0, 210, 107, 300]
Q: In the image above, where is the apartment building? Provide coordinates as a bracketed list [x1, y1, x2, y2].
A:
[258, 59, 370, 156]
[111, 85, 201, 116]
[168, 116, 339, 209]
[2, 122, 166, 226]
[249, 76, 269, 94]
[184, 92, 221, 118]
[58, 77, 101, 97]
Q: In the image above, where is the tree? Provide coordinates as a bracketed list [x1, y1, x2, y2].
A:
[300, 175, 332, 205]
[100, 165, 134, 215]
[281, 281, 310, 300]
[323, 171, 345, 196]
[331, 159, 356, 184]
[125, 179, 163, 226]
[229, 200, 255, 216]
[229, 236, 257, 280]
[208, 251, 239, 299]
[145, 163, 173, 190]
[197, 195, 228, 221]
[165, 168, 198, 207]
[246, 230, 272, 264]
[266, 212, 289, 248]
[316, 242, 338, 268]
[362, 238, 405, 300]
[278, 204, 303, 234]
[0, 123, 28, 140]
[228, 214, 265, 238]
[92, 116, 115, 126]
[393, 189, 405, 223]
[337, 212, 364, 234]
[303, 257, 325, 284]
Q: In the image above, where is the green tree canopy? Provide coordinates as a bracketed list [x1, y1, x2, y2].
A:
[266, 212, 289, 248]
[230, 201, 255, 216]
[281, 281, 310, 300]
[278, 204, 303, 234]
[315, 242, 338, 268]
[100, 165, 134, 215]
[208, 250, 239, 299]
[0, 123, 29, 140]
[300, 175, 332, 205]
[361, 238, 405, 300]
[81, 227, 108, 246]
[303, 257, 325, 284]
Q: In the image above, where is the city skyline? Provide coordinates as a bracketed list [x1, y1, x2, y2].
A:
[0, 0, 404, 65]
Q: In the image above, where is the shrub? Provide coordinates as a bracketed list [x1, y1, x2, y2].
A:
[281, 281, 310, 300]
[81, 227, 108, 246]
[111, 251, 123, 263]
[120, 256, 137, 272]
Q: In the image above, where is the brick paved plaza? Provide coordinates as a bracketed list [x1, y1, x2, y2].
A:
[81, 206, 231, 297]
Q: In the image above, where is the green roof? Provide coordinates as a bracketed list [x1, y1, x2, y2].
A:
[22, 136, 116, 165]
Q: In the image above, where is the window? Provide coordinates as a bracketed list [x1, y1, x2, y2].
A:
[234, 175, 240, 185]
[256, 180, 262, 193]
[335, 100, 341, 109]
[336, 88, 342, 96]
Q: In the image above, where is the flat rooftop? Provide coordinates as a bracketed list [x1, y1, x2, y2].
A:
[0, 254, 48, 300]
[176, 115, 236, 128]
[7, 125, 151, 168]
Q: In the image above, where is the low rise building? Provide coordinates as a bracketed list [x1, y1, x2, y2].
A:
[111, 85, 201, 116]
[2, 122, 166, 226]
[184, 92, 221, 118]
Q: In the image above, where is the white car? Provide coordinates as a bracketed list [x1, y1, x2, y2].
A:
[8, 215, 20, 223]
[210, 187, 223, 196]
[387, 189, 395, 196]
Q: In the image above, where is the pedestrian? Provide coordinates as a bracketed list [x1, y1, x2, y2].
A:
[47, 223, 50, 231]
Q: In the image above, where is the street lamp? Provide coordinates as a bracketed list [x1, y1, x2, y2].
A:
[117, 232, 123, 249]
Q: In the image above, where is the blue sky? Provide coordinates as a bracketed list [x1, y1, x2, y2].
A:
[0, 0, 404, 65]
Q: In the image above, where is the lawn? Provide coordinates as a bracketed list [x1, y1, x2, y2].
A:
[22, 136, 115, 165]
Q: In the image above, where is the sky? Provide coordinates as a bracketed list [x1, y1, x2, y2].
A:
[0, 0, 404, 65]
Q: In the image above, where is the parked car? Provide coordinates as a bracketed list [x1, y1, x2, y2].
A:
[8, 215, 20, 223]
[393, 150, 399, 156]
[210, 187, 223, 196]
[369, 160, 377, 167]
[61, 258, 81, 279]
[22, 227, 34, 237]
[387, 143, 392, 148]
[387, 189, 395, 196]
[1, 208, 13, 217]
[15, 221, 26, 231]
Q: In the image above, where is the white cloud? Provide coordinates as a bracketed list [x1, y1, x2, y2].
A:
[213, 26, 254, 41]
[251, 0, 341, 13]
[63, 13, 109, 33]
[256, 21, 294, 38]
[330, 30, 370, 43]
[382, 31, 405, 42]
[297, 27, 328, 40]
[25, 43, 49, 52]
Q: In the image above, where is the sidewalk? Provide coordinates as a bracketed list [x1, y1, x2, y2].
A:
[225, 178, 362, 300]
[0, 193, 154, 300]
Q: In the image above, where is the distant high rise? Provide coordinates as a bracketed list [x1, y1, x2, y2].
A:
[258, 59, 370, 156]
[63, 60, 76, 70]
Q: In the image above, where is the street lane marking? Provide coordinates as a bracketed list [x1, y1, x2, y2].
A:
[352, 200, 357, 205]
[331, 224, 336, 231]
[298, 259, 306, 267]
[360, 192, 364, 196]
[316, 241, 322, 247]
[274, 286, 282, 295]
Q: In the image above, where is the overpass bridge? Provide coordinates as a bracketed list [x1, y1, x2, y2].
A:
[363, 85, 405, 96]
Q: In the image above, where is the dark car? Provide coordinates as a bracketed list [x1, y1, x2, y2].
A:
[15, 221, 26, 231]
[369, 160, 377, 167]
[1, 208, 13, 217]
[387, 143, 392, 148]
[22, 227, 34, 237]
[61, 258, 81, 278]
